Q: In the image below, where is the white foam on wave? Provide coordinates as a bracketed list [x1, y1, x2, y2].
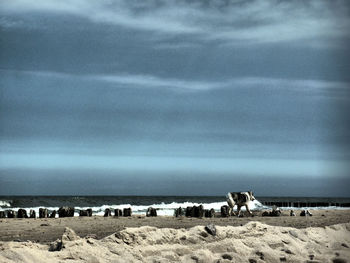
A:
[1, 199, 347, 217]
[0, 200, 266, 216]
[72, 199, 267, 216]
[0, 200, 11, 207]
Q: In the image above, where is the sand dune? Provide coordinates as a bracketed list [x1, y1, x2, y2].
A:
[0, 221, 349, 263]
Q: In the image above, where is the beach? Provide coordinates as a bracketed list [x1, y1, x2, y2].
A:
[1, 209, 350, 243]
[1, 210, 350, 262]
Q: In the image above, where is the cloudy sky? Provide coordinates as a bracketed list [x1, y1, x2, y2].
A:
[0, 0, 350, 196]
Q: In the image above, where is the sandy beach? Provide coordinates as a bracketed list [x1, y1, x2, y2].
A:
[0, 210, 350, 262]
[0, 210, 350, 243]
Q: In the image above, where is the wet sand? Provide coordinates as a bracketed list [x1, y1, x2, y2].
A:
[0, 209, 349, 243]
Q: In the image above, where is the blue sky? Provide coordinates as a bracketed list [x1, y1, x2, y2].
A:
[0, 0, 349, 196]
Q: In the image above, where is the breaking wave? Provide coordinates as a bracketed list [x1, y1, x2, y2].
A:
[0, 200, 12, 208]
[0, 196, 349, 217]
[0, 200, 266, 217]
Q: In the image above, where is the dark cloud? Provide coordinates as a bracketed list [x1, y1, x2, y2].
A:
[0, 0, 349, 195]
[1, 70, 348, 158]
[1, 0, 349, 46]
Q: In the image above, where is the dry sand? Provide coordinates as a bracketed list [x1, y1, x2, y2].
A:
[0, 210, 350, 262]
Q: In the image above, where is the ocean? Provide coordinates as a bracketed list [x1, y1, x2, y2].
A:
[1, 196, 350, 217]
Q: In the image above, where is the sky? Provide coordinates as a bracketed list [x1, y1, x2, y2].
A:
[0, 0, 350, 196]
